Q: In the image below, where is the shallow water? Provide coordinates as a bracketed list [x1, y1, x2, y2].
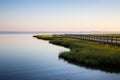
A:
[0, 34, 120, 80]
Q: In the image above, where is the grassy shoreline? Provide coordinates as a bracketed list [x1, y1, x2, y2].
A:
[33, 35, 120, 72]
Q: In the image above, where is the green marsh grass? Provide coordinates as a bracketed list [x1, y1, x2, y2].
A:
[34, 35, 120, 71]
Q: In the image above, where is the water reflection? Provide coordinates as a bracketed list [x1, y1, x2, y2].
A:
[59, 57, 120, 73]
[0, 34, 120, 80]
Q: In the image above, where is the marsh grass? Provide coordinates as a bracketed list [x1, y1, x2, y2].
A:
[33, 35, 53, 40]
[34, 35, 120, 69]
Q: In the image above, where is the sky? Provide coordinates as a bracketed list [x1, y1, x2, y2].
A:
[0, 0, 120, 32]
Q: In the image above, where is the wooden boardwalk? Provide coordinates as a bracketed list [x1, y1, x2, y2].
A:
[53, 33, 120, 45]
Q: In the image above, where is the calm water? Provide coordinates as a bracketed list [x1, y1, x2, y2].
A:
[0, 34, 120, 80]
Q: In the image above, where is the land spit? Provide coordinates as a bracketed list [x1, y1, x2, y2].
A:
[34, 34, 120, 73]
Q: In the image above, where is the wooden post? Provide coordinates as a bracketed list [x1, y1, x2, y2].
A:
[116, 37, 117, 44]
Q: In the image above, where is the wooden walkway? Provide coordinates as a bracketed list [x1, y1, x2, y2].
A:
[53, 34, 120, 45]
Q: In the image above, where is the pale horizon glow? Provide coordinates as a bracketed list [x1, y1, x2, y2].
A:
[0, 0, 120, 32]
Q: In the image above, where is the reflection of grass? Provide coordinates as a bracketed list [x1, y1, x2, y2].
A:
[34, 35, 120, 69]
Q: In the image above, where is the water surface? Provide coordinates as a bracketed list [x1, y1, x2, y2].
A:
[0, 34, 120, 80]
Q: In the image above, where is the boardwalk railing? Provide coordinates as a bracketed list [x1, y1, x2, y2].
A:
[53, 33, 120, 45]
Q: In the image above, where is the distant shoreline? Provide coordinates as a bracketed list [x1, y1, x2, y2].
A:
[0, 31, 120, 34]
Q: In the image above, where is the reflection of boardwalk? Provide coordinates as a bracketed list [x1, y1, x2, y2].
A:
[53, 34, 120, 45]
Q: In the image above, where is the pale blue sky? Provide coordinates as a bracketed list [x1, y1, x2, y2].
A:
[0, 0, 120, 31]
